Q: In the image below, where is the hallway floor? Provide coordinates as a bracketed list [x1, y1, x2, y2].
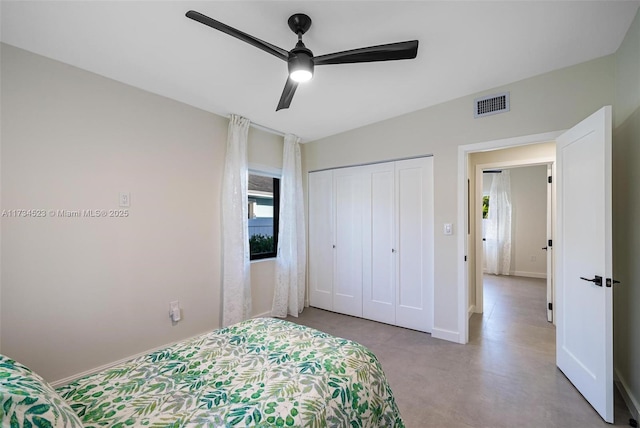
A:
[287, 274, 633, 427]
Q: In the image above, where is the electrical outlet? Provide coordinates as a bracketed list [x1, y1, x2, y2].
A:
[169, 301, 181, 323]
[119, 192, 130, 207]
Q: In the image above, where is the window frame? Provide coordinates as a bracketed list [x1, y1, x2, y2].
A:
[248, 171, 280, 261]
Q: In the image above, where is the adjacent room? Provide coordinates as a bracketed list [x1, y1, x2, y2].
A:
[2, 1, 640, 427]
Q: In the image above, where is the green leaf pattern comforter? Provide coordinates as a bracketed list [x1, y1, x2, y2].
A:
[56, 318, 404, 427]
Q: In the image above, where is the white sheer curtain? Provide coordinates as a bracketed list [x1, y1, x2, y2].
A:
[485, 170, 512, 275]
[221, 114, 251, 326]
[272, 134, 307, 318]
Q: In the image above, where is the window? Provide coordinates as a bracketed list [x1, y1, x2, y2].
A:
[248, 173, 280, 260]
[482, 195, 490, 219]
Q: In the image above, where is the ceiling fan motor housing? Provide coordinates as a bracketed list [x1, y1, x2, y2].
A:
[288, 42, 314, 80]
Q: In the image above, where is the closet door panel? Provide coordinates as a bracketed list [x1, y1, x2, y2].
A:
[362, 163, 395, 324]
[395, 157, 434, 332]
[308, 170, 334, 311]
[333, 167, 363, 317]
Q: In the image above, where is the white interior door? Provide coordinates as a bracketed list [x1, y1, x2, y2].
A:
[395, 157, 434, 332]
[308, 170, 334, 311]
[333, 167, 363, 317]
[362, 162, 396, 325]
[556, 106, 613, 423]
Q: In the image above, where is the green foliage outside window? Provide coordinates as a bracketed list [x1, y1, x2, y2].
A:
[250, 234, 275, 256]
[482, 196, 490, 219]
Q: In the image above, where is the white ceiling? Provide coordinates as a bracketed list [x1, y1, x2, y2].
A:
[2, 1, 638, 141]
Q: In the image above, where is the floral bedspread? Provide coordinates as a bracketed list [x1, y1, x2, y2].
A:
[57, 318, 404, 427]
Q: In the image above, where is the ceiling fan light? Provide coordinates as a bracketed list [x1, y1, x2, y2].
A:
[288, 45, 314, 83]
[290, 69, 313, 82]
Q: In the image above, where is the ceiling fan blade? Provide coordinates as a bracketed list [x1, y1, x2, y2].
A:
[186, 10, 289, 61]
[314, 40, 418, 66]
[276, 78, 299, 111]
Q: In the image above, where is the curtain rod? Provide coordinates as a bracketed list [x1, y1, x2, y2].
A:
[226, 114, 286, 137]
[250, 121, 286, 137]
[483, 170, 502, 173]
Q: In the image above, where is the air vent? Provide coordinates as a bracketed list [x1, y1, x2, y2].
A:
[474, 92, 510, 118]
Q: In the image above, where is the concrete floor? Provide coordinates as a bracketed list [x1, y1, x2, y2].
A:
[286, 274, 632, 427]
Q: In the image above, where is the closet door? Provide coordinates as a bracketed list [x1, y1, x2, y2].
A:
[395, 157, 434, 332]
[333, 167, 363, 317]
[308, 170, 334, 311]
[362, 162, 396, 324]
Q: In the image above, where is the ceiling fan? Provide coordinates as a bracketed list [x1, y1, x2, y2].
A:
[186, 10, 419, 111]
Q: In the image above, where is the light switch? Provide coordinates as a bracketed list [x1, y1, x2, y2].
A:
[444, 223, 453, 235]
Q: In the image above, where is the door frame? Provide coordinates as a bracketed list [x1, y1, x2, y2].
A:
[473, 158, 554, 315]
[546, 163, 555, 323]
[457, 130, 563, 344]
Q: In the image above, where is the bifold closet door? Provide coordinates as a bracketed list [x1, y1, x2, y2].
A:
[308, 170, 334, 311]
[362, 162, 396, 325]
[395, 157, 434, 332]
[309, 158, 433, 331]
[333, 167, 363, 317]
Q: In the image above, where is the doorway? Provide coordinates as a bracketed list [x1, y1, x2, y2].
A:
[455, 130, 562, 345]
[472, 159, 554, 324]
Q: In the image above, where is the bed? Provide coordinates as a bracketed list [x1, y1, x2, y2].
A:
[1, 318, 404, 427]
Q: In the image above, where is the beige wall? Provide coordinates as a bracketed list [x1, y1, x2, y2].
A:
[613, 7, 640, 418]
[247, 128, 283, 318]
[469, 142, 556, 166]
[0, 44, 281, 382]
[250, 259, 276, 317]
[248, 128, 283, 173]
[303, 56, 614, 340]
[506, 165, 548, 277]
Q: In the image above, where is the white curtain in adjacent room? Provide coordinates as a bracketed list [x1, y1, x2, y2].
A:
[485, 170, 512, 275]
[222, 114, 251, 326]
[272, 134, 307, 317]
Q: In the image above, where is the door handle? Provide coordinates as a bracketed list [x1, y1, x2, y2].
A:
[606, 278, 621, 287]
[542, 246, 548, 250]
[580, 275, 603, 287]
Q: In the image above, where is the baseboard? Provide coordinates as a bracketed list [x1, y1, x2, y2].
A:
[512, 271, 547, 279]
[431, 327, 460, 344]
[482, 269, 546, 279]
[615, 367, 640, 422]
[468, 305, 476, 319]
[252, 311, 272, 318]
